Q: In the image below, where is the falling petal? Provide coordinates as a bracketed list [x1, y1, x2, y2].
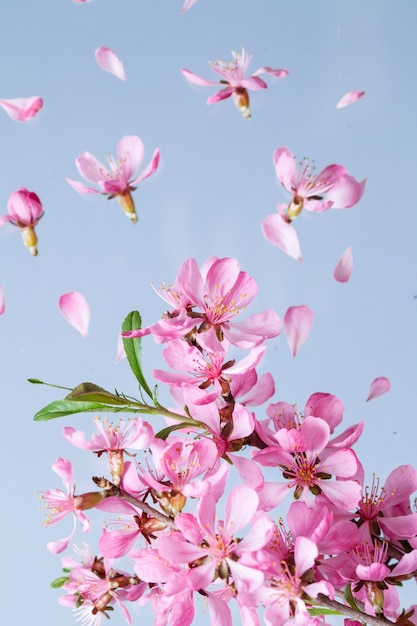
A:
[333, 246, 353, 282]
[58, 291, 90, 337]
[0, 285, 5, 315]
[366, 377, 391, 401]
[115, 332, 126, 363]
[284, 305, 314, 357]
[95, 47, 126, 81]
[180, 0, 199, 13]
[336, 90, 365, 109]
[262, 208, 302, 261]
[0, 97, 43, 122]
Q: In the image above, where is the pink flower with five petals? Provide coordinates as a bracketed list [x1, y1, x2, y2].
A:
[182, 47, 288, 119]
[66, 135, 160, 223]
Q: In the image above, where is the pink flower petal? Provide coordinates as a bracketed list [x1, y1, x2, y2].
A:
[333, 246, 353, 282]
[0, 285, 5, 315]
[336, 90, 365, 109]
[115, 332, 126, 363]
[0, 97, 43, 122]
[262, 208, 302, 261]
[284, 305, 314, 357]
[58, 291, 90, 337]
[95, 46, 126, 81]
[181, 68, 219, 87]
[180, 0, 198, 12]
[366, 376, 391, 401]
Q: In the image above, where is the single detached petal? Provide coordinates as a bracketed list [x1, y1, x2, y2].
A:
[336, 90, 365, 109]
[180, 0, 198, 12]
[58, 291, 90, 337]
[0, 285, 5, 315]
[333, 246, 353, 282]
[284, 305, 314, 357]
[262, 211, 302, 261]
[95, 46, 126, 81]
[366, 376, 391, 401]
[0, 96, 43, 122]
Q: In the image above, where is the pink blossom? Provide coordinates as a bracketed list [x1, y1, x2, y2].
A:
[39, 458, 99, 554]
[333, 246, 353, 282]
[274, 146, 366, 220]
[123, 257, 282, 348]
[366, 376, 390, 401]
[283, 305, 314, 357]
[181, 47, 288, 119]
[95, 46, 126, 81]
[0, 285, 4, 315]
[336, 90, 365, 109]
[58, 291, 90, 337]
[63, 416, 154, 485]
[262, 203, 302, 261]
[0, 187, 44, 255]
[66, 135, 160, 223]
[0, 96, 43, 121]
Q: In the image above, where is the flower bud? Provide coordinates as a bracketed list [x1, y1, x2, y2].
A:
[73, 491, 105, 511]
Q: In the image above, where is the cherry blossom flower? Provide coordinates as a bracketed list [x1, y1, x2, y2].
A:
[366, 376, 390, 401]
[39, 458, 103, 554]
[123, 257, 282, 348]
[181, 47, 288, 119]
[58, 291, 90, 337]
[0, 187, 44, 255]
[95, 46, 126, 81]
[336, 90, 365, 109]
[63, 416, 154, 485]
[66, 135, 160, 223]
[333, 246, 353, 282]
[0, 96, 43, 121]
[274, 146, 366, 221]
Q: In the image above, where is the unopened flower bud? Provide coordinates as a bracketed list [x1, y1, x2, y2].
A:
[73, 490, 105, 511]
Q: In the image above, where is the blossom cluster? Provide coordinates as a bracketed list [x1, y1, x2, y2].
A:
[37, 256, 417, 626]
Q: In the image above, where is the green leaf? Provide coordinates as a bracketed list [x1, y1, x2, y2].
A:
[156, 422, 198, 440]
[344, 583, 362, 612]
[50, 576, 69, 588]
[66, 383, 130, 406]
[122, 311, 153, 399]
[33, 399, 122, 421]
[307, 608, 342, 617]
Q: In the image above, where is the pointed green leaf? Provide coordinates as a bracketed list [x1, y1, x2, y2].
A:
[50, 576, 69, 588]
[66, 382, 130, 406]
[307, 608, 342, 617]
[156, 422, 198, 440]
[33, 399, 123, 421]
[122, 311, 153, 398]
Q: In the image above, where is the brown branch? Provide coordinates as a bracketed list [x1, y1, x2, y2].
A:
[93, 476, 178, 531]
[316, 593, 396, 626]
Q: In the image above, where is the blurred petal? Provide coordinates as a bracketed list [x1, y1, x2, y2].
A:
[333, 246, 353, 282]
[336, 90, 365, 109]
[115, 332, 126, 363]
[284, 305, 314, 357]
[366, 376, 391, 401]
[0, 96, 43, 122]
[181, 68, 219, 87]
[117, 135, 144, 179]
[262, 210, 302, 261]
[180, 0, 198, 12]
[66, 178, 100, 195]
[58, 291, 90, 337]
[95, 46, 126, 81]
[253, 67, 289, 79]
[0, 285, 5, 315]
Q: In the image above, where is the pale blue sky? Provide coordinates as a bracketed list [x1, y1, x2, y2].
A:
[0, 1, 416, 624]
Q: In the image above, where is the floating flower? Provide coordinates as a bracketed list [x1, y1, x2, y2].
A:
[58, 291, 90, 337]
[66, 135, 160, 223]
[0, 96, 43, 122]
[336, 90, 365, 109]
[0, 187, 44, 255]
[95, 46, 126, 81]
[181, 47, 288, 119]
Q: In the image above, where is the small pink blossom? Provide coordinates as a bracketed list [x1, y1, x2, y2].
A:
[283, 305, 314, 357]
[0, 96, 43, 121]
[366, 376, 391, 401]
[181, 47, 288, 119]
[274, 146, 366, 220]
[336, 90, 365, 109]
[0, 187, 44, 255]
[66, 135, 160, 223]
[95, 46, 126, 81]
[0, 285, 4, 315]
[58, 291, 90, 337]
[333, 246, 353, 282]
